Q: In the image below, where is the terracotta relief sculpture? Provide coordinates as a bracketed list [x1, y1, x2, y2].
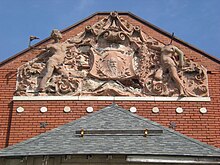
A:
[147, 44, 185, 96]
[15, 12, 209, 97]
[39, 29, 76, 92]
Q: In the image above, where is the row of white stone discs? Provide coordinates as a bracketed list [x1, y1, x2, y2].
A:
[16, 106, 208, 114]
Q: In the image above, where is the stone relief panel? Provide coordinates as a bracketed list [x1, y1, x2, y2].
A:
[15, 12, 209, 97]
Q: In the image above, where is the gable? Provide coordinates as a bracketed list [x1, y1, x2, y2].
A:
[13, 11, 209, 97]
[0, 11, 220, 151]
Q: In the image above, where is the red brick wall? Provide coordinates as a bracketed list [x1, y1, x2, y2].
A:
[0, 13, 220, 149]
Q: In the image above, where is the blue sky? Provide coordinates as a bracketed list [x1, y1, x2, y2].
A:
[0, 0, 220, 62]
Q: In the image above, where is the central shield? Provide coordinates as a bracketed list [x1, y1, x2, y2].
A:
[89, 50, 136, 80]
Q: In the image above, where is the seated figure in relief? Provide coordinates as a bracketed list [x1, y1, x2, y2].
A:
[147, 41, 185, 96]
[38, 29, 75, 92]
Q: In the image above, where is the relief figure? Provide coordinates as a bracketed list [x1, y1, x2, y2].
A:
[148, 42, 185, 96]
[16, 12, 208, 97]
[160, 45, 185, 96]
[39, 29, 75, 92]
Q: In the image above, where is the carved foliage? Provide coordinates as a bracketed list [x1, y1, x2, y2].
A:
[15, 12, 209, 97]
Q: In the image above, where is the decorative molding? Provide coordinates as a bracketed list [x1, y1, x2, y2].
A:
[15, 12, 209, 97]
[13, 96, 211, 102]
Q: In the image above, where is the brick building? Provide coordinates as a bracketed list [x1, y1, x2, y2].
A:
[0, 12, 219, 164]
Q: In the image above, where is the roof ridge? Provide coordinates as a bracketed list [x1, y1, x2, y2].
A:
[112, 105, 220, 153]
[1, 104, 220, 157]
[0, 104, 116, 152]
[112, 105, 164, 128]
[0, 130, 50, 153]
[126, 12, 220, 64]
[79, 104, 220, 153]
[162, 127, 220, 153]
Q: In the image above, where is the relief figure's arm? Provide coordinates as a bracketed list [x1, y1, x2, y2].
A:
[174, 47, 184, 68]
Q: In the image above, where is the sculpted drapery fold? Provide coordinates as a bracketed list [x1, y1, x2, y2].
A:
[15, 12, 209, 97]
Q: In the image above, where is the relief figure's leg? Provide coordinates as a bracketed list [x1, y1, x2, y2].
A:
[39, 62, 55, 91]
[169, 66, 185, 96]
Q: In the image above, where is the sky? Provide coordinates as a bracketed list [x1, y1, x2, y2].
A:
[0, 0, 220, 62]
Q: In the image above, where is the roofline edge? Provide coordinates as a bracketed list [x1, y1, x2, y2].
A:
[0, 11, 219, 68]
[126, 12, 220, 64]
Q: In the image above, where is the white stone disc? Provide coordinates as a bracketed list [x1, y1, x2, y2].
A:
[17, 107, 24, 113]
[130, 107, 137, 113]
[176, 107, 183, 114]
[64, 106, 71, 113]
[152, 107, 159, 113]
[40, 107, 47, 113]
[86, 107, 93, 113]
[200, 107, 207, 114]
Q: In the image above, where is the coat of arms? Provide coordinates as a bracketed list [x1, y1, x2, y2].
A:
[15, 12, 209, 97]
[89, 47, 135, 80]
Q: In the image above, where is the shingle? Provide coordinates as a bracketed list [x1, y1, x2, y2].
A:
[0, 104, 219, 157]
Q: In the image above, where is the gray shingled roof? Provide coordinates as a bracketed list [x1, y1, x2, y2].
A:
[0, 104, 220, 157]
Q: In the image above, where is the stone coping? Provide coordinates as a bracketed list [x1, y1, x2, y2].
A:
[13, 96, 211, 102]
